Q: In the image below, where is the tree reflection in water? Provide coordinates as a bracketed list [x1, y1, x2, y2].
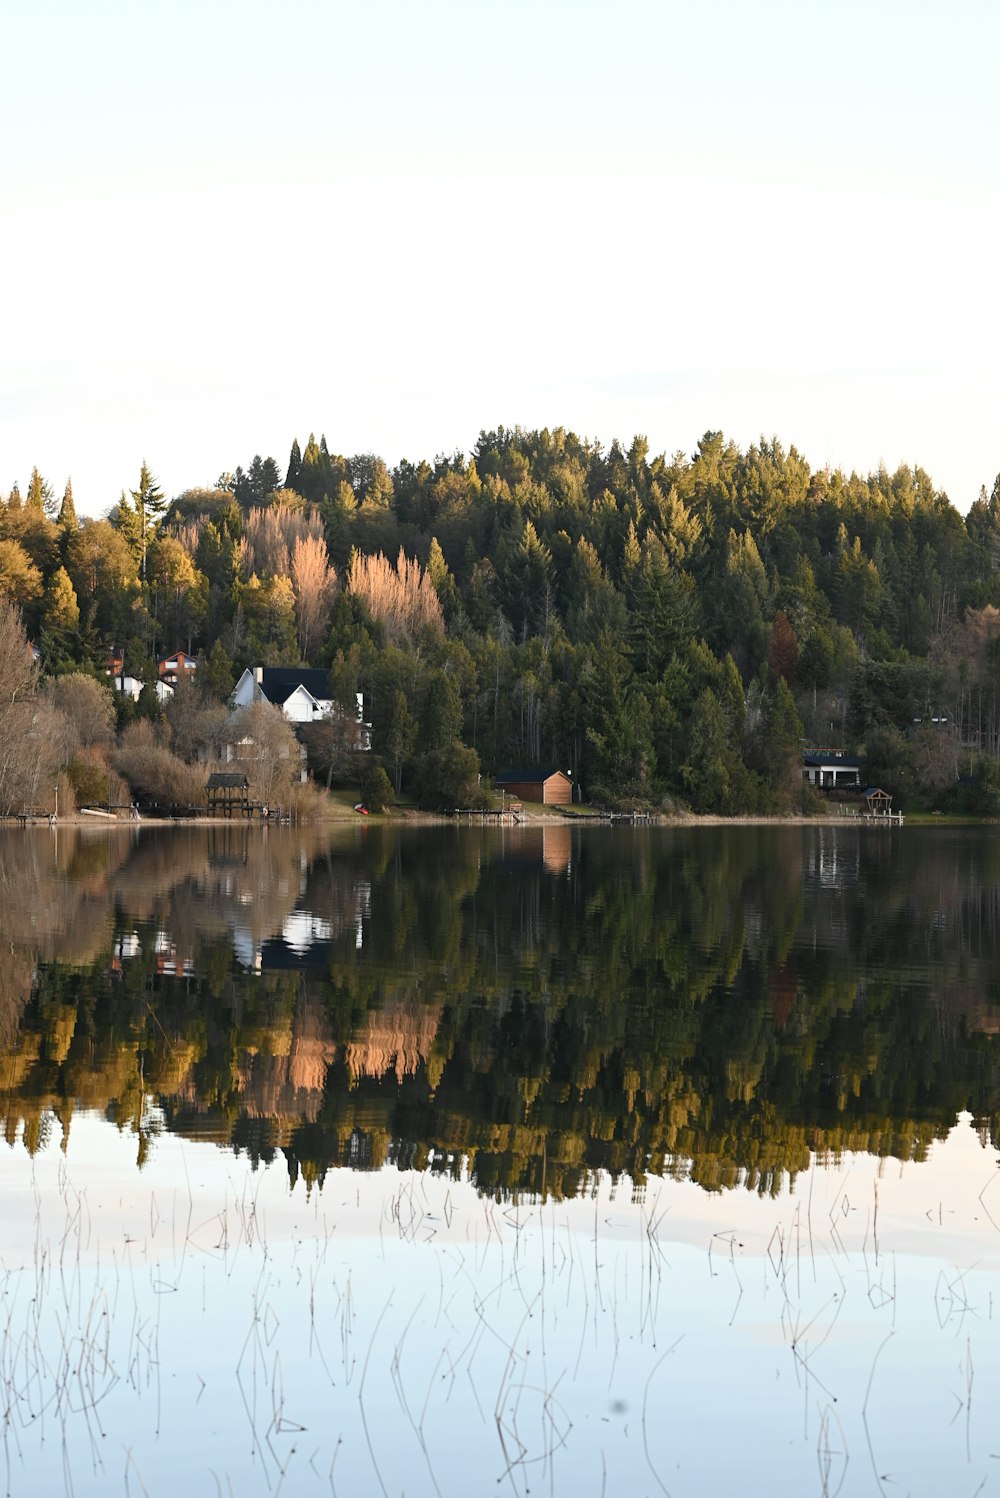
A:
[3, 822, 1000, 1198]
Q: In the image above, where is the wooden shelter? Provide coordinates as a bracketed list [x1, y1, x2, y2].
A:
[207, 771, 250, 818]
[494, 769, 573, 806]
[862, 787, 893, 815]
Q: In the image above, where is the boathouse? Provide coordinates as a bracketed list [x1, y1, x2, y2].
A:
[494, 768, 573, 806]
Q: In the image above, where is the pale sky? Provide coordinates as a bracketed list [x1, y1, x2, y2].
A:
[2, 0, 998, 515]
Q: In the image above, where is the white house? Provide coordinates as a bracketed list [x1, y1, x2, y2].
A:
[111, 674, 145, 703]
[231, 667, 369, 743]
[802, 752, 862, 790]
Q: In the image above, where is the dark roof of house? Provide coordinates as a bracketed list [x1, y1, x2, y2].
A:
[494, 768, 571, 785]
[803, 753, 862, 767]
[260, 667, 330, 706]
[259, 937, 334, 972]
[207, 772, 249, 790]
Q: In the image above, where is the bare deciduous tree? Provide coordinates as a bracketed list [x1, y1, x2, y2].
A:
[45, 673, 116, 750]
[0, 595, 67, 813]
[291, 535, 336, 659]
[226, 701, 302, 803]
[347, 548, 444, 643]
[242, 506, 325, 580]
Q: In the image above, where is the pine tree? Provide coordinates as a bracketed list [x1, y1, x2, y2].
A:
[58, 479, 78, 532]
[25, 466, 55, 516]
[285, 438, 302, 492]
[203, 639, 234, 699]
[45, 566, 80, 629]
[129, 462, 166, 581]
[763, 677, 805, 807]
[40, 567, 81, 669]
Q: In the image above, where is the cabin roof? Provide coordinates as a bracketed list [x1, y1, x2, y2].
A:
[207, 772, 249, 790]
[494, 768, 571, 785]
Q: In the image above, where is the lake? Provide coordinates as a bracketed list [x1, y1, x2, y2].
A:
[2, 821, 1000, 1496]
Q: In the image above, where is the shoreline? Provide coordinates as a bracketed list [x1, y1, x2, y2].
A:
[0, 807, 977, 830]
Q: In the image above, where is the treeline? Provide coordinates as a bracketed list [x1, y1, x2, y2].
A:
[4, 429, 1000, 810]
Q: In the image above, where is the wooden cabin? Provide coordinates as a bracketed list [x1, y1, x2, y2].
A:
[494, 769, 573, 806]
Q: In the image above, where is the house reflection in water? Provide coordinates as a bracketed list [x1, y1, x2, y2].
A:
[501, 825, 572, 877]
[542, 825, 571, 876]
[233, 880, 371, 973]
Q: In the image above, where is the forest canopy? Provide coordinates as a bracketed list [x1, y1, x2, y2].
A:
[3, 428, 1000, 813]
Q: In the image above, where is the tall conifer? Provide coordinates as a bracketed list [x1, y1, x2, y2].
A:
[58, 479, 78, 531]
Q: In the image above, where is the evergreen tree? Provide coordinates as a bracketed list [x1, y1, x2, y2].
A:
[285, 438, 302, 492]
[39, 567, 81, 671]
[25, 466, 55, 517]
[762, 677, 805, 807]
[126, 462, 167, 582]
[682, 689, 741, 813]
[57, 479, 78, 532]
[202, 639, 234, 700]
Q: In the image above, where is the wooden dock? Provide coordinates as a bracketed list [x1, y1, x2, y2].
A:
[452, 807, 522, 824]
[838, 806, 905, 826]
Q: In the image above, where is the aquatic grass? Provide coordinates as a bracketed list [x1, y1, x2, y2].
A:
[2, 1117, 1000, 1493]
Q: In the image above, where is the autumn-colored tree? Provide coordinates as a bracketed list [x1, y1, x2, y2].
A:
[242, 504, 324, 578]
[0, 539, 43, 607]
[347, 548, 444, 643]
[769, 610, 798, 680]
[290, 535, 336, 659]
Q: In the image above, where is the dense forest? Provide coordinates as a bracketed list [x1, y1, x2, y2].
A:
[4, 428, 1000, 813]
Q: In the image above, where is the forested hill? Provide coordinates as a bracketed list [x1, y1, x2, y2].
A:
[4, 427, 1000, 813]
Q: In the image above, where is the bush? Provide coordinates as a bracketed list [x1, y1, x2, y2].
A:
[66, 749, 130, 809]
[113, 723, 206, 811]
[414, 741, 481, 810]
[361, 763, 394, 813]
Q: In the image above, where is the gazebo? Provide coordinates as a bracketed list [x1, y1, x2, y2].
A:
[862, 787, 892, 815]
[207, 771, 250, 818]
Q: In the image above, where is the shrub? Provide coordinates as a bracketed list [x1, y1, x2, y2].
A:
[66, 749, 130, 809]
[113, 723, 206, 811]
[361, 763, 394, 813]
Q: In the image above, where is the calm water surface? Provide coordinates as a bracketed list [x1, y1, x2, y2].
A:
[2, 822, 1000, 1496]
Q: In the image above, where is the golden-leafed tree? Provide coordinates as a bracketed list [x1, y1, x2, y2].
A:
[0, 538, 42, 607]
